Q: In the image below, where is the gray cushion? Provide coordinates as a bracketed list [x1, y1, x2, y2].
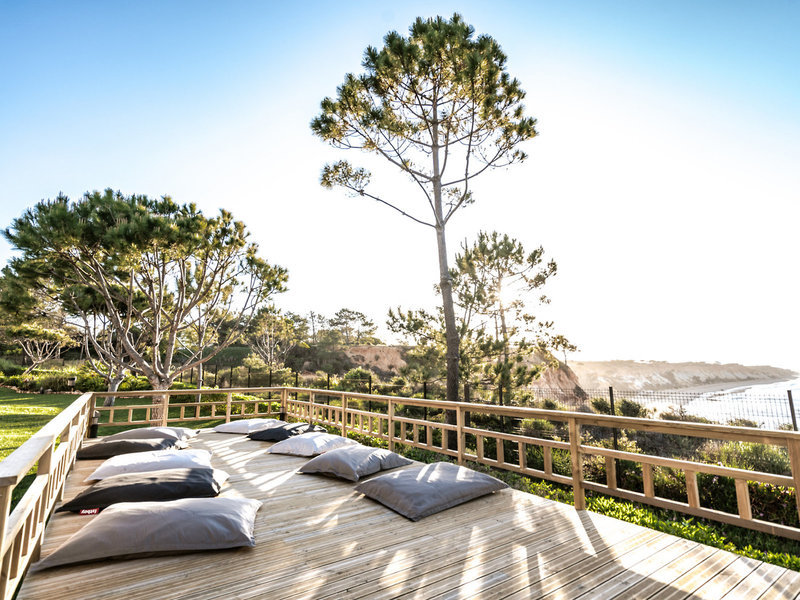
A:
[265, 432, 359, 457]
[213, 418, 285, 434]
[33, 497, 262, 570]
[299, 445, 412, 482]
[76, 437, 184, 460]
[248, 422, 326, 442]
[86, 449, 213, 481]
[354, 462, 508, 521]
[104, 426, 197, 441]
[56, 468, 230, 514]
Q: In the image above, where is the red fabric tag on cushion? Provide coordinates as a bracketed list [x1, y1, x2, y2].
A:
[79, 508, 99, 515]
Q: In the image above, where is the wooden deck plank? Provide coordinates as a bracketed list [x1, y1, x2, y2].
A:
[722, 561, 792, 599]
[14, 431, 800, 600]
[294, 503, 584, 600]
[533, 535, 682, 599]
[690, 555, 762, 599]
[572, 537, 696, 599]
[756, 568, 800, 600]
[607, 543, 721, 599]
[647, 550, 741, 599]
[484, 528, 666, 600]
[355, 512, 646, 600]
[432, 529, 674, 600]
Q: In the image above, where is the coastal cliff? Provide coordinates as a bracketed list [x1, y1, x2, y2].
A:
[570, 360, 797, 391]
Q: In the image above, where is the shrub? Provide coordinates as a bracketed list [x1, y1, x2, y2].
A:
[618, 398, 649, 418]
[0, 358, 25, 376]
[520, 418, 556, 439]
[717, 441, 790, 475]
[591, 397, 611, 414]
[728, 418, 760, 428]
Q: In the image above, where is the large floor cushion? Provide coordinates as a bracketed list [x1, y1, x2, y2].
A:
[354, 462, 508, 521]
[213, 418, 285, 434]
[266, 432, 359, 457]
[87, 449, 213, 481]
[248, 422, 326, 442]
[76, 437, 185, 460]
[33, 497, 262, 570]
[103, 426, 198, 442]
[57, 468, 230, 514]
[299, 445, 412, 482]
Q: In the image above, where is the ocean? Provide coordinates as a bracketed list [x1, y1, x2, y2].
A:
[642, 378, 800, 430]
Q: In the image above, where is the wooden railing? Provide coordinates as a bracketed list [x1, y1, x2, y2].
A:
[3, 385, 800, 598]
[0, 392, 93, 600]
[280, 387, 800, 540]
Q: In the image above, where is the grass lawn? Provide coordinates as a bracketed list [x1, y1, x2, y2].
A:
[0, 388, 78, 462]
[0, 388, 80, 508]
[0, 388, 281, 507]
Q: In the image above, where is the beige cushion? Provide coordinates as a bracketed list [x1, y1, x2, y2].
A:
[104, 426, 198, 441]
[33, 497, 262, 570]
[86, 449, 212, 481]
[213, 418, 285, 434]
[266, 432, 359, 457]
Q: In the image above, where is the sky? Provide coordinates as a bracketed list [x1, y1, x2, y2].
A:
[1, 1, 798, 370]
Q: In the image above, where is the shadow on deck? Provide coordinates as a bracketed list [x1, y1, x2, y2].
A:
[17, 432, 800, 600]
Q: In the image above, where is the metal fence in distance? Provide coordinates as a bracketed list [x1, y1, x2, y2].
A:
[179, 365, 798, 432]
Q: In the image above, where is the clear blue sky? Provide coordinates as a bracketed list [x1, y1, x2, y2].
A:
[1, 1, 798, 369]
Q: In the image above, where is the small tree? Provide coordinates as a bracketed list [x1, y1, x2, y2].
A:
[0, 268, 76, 375]
[312, 14, 537, 405]
[248, 306, 309, 369]
[5, 190, 287, 421]
[328, 308, 380, 345]
[454, 231, 562, 403]
[390, 231, 573, 405]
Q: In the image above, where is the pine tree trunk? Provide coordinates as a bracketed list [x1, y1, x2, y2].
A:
[436, 224, 460, 448]
[431, 110, 459, 448]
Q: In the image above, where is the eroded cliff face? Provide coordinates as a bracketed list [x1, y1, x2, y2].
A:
[343, 345, 409, 379]
[340, 347, 797, 393]
[569, 360, 797, 391]
[343, 345, 582, 389]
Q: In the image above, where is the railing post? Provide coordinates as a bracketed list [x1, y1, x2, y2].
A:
[568, 417, 585, 510]
[735, 479, 752, 520]
[388, 399, 395, 451]
[788, 439, 800, 524]
[456, 404, 465, 465]
[225, 392, 232, 423]
[160, 393, 169, 427]
[788, 390, 797, 432]
[341, 395, 348, 438]
[87, 395, 97, 438]
[685, 469, 700, 508]
[609, 386, 619, 452]
[309, 392, 315, 424]
[0, 483, 12, 558]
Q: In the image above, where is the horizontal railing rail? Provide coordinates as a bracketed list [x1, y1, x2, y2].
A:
[3, 385, 800, 598]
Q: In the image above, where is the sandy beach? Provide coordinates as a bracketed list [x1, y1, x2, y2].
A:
[664, 378, 798, 395]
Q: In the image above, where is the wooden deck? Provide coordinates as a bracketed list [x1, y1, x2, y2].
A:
[16, 431, 800, 600]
